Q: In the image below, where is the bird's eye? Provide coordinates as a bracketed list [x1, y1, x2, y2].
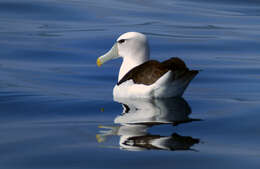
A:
[118, 39, 125, 44]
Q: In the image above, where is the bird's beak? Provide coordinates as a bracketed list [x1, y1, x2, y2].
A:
[97, 43, 119, 67]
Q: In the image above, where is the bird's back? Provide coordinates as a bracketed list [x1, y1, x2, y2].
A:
[117, 57, 196, 86]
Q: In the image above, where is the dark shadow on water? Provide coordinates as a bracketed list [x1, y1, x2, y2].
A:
[97, 97, 201, 151]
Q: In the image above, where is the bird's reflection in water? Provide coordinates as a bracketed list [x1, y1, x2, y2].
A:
[97, 97, 200, 151]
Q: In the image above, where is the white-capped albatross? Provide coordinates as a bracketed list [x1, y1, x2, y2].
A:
[97, 32, 198, 98]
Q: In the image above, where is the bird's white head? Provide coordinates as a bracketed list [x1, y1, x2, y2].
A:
[116, 32, 149, 63]
[97, 32, 150, 81]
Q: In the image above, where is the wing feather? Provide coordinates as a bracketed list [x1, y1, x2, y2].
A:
[117, 57, 198, 86]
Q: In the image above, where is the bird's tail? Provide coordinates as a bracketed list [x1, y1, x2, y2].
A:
[177, 70, 199, 92]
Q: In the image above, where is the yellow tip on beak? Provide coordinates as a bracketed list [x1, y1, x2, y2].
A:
[96, 58, 102, 67]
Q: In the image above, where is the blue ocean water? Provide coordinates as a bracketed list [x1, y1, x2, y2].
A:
[1, 0, 260, 168]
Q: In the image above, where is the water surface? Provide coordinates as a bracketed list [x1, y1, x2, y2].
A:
[1, 0, 260, 168]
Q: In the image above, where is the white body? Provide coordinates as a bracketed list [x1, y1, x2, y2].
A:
[113, 71, 193, 98]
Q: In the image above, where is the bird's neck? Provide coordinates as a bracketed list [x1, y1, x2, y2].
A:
[118, 56, 148, 82]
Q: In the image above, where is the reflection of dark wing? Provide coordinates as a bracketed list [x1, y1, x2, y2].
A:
[123, 135, 162, 150]
[123, 133, 199, 151]
[117, 57, 198, 85]
[169, 133, 200, 151]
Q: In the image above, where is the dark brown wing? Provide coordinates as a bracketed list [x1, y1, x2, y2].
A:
[117, 60, 168, 85]
[161, 57, 187, 70]
[117, 57, 198, 86]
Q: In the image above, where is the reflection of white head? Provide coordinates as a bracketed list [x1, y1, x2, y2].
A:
[117, 125, 149, 151]
[97, 32, 150, 81]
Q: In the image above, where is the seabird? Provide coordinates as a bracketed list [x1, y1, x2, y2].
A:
[97, 32, 198, 98]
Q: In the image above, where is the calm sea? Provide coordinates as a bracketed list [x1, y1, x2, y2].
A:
[1, 0, 260, 168]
